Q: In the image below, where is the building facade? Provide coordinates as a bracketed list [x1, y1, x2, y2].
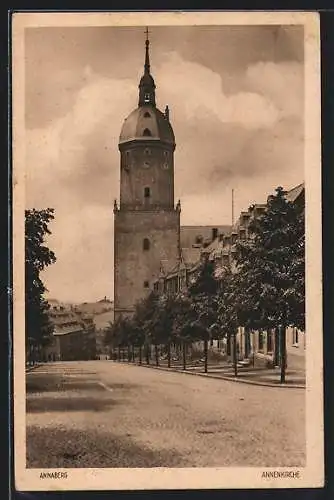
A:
[114, 34, 181, 320]
[43, 302, 96, 361]
[154, 184, 305, 370]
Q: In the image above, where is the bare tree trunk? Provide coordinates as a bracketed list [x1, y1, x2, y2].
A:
[146, 344, 150, 365]
[132, 345, 135, 362]
[167, 342, 171, 368]
[204, 338, 208, 373]
[280, 326, 287, 384]
[182, 341, 187, 370]
[127, 346, 131, 362]
[155, 344, 159, 366]
[118, 346, 121, 361]
[244, 327, 250, 358]
[274, 326, 280, 367]
[139, 345, 142, 365]
[233, 332, 238, 377]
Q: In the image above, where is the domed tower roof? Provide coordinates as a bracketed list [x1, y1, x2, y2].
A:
[119, 105, 175, 146]
[119, 29, 175, 148]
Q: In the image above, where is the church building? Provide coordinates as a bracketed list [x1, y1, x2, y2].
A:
[113, 33, 181, 320]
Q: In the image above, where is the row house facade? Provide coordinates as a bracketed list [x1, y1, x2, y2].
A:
[153, 184, 305, 370]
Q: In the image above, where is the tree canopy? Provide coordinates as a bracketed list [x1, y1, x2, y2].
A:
[25, 208, 56, 354]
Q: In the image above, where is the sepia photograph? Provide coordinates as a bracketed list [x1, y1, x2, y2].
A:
[12, 11, 323, 491]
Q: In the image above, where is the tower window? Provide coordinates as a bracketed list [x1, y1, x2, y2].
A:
[144, 148, 151, 155]
[144, 112, 151, 118]
[144, 187, 150, 198]
[143, 128, 152, 136]
[143, 238, 150, 251]
[144, 280, 149, 288]
[144, 93, 150, 103]
[124, 151, 130, 170]
[143, 161, 150, 168]
[164, 151, 169, 157]
[162, 163, 169, 170]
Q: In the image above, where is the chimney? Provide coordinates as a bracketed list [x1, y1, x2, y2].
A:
[212, 227, 218, 241]
[164, 105, 170, 121]
[219, 233, 224, 242]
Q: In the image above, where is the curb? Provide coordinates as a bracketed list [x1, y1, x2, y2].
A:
[117, 362, 305, 389]
[25, 363, 43, 373]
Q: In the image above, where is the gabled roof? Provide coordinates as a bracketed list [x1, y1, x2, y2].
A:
[181, 247, 201, 268]
[160, 259, 178, 276]
[286, 182, 304, 203]
[180, 225, 231, 249]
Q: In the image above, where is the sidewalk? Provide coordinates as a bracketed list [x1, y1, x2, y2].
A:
[25, 362, 43, 373]
[134, 360, 306, 388]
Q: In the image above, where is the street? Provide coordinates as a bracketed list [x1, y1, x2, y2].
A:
[26, 361, 305, 468]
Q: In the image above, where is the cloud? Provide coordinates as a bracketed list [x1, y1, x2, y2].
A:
[245, 61, 304, 119]
[27, 52, 303, 302]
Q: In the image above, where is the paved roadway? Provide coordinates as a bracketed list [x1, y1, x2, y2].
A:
[26, 361, 305, 468]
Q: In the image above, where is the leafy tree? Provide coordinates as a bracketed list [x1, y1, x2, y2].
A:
[150, 293, 177, 367]
[25, 208, 56, 363]
[188, 257, 219, 373]
[132, 292, 158, 364]
[217, 264, 240, 376]
[172, 291, 199, 370]
[234, 187, 305, 383]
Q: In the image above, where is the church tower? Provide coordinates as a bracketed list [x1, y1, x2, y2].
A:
[114, 31, 181, 320]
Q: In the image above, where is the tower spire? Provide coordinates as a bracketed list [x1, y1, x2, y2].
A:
[144, 27, 150, 74]
[138, 27, 156, 107]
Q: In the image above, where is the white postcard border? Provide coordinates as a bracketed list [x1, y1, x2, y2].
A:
[12, 10, 323, 491]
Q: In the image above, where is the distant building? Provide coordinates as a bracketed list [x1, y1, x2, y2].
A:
[43, 302, 96, 361]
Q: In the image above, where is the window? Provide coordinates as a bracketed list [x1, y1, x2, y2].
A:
[164, 151, 169, 157]
[144, 148, 151, 156]
[143, 128, 152, 136]
[144, 93, 150, 103]
[293, 328, 299, 345]
[144, 187, 150, 198]
[124, 151, 130, 170]
[144, 111, 151, 118]
[222, 254, 229, 266]
[162, 162, 169, 170]
[143, 238, 150, 251]
[144, 280, 149, 288]
[143, 161, 150, 168]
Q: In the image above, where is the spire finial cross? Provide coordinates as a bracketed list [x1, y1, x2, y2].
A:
[145, 26, 150, 42]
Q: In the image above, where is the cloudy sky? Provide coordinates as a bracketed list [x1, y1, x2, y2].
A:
[25, 24, 304, 303]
